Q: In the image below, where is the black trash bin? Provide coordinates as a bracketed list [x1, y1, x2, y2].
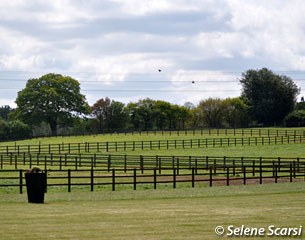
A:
[25, 168, 46, 203]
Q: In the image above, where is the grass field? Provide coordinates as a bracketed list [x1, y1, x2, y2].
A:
[1, 128, 305, 239]
[1, 183, 305, 240]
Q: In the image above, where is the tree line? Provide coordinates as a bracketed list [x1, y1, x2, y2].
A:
[0, 68, 304, 139]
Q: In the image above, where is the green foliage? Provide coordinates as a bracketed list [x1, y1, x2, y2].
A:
[196, 97, 248, 128]
[296, 101, 305, 111]
[126, 98, 191, 130]
[15, 73, 90, 135]
[0, 119, 31, 140]
[91, 98, 128, 132]
[240, 68, 300, 125]
[0, 105, 12, 120]
[284, 110, 305, 127]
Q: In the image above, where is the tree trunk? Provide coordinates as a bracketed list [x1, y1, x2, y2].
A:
[49, 120, 58, 136]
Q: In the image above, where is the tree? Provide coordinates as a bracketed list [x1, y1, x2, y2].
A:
[223, 97, 249, 128]
[240, 68, 300, 125]
[107, 100, 128, 131]
[284, 110, 305, 127]
[197, 98, 227, 128]
[91, 97, 111, 132]
[15, 73, 90, 135]
[0, 105, 13, 120]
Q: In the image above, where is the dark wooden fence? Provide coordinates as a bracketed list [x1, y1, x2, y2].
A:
[32, 128, 305, 139]
[1, 135, 305, 154]
[1, 153, 305, 171]
[1, 162, 304, 193]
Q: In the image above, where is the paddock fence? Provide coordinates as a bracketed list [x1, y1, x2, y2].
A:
[1, 161, 304, 193]
[1, 134, 305, 155]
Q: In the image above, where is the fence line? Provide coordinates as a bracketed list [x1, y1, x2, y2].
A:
[1, 152, 305, 173]
[1, 162, 304, 193]
[1, 135, 305, 154]
[31, 128, 305, 139]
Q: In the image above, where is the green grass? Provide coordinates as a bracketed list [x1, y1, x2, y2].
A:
[1, 128, 305, 239]
[106, 142, 305, 158]
[1, 127, 304, 146]
[0, 182, 305, 240]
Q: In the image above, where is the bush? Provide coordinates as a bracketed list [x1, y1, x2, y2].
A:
[0, 119, 32, 140]
[284, 110, 305, 127]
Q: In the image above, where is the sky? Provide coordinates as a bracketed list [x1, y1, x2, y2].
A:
[1, 0, 305, 107]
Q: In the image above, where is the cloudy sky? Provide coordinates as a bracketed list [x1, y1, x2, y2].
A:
[1, 0, 305, 107]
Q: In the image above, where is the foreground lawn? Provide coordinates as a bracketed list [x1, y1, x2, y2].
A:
[1, 182, 305, 240]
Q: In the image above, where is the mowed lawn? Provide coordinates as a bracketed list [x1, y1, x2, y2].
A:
[1, 128, 305, 239]
[1, 182, 305, 240]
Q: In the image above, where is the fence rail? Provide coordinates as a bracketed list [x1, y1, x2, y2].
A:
[1, 162, 304, 193]
[1, 152, 305, 173]
[1, 135, 305, 154]
[31, 128, 305, 139]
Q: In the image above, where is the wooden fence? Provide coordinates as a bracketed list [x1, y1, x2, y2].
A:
[1, 162, 304, 193]
[1, 153, 305, 171]
[32, 128, 305, 139]
[1, 135, 305, 154]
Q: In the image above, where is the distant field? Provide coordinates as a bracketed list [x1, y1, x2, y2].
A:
[1, 127, 304, 146]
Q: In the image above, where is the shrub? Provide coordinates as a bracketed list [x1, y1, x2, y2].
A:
[284, 110, 305, 127]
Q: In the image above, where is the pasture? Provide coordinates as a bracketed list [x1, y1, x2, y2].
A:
[1, 128, 305, 239]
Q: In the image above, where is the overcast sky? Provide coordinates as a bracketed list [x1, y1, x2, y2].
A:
[1, 0, 305, 107]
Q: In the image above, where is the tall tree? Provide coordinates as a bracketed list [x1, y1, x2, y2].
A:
[240, 68, 300, 125]
[0, 105, 12, 120]
[15, 73, 90, 135]
[197, 98, 227, 128]
[91, 97, 111, 131]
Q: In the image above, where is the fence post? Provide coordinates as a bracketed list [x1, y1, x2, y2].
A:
[252, 160, 255, 176]
[154, 169, 157, 190]
[44, 156, 47, 171]
[192, 167, 195, 188]
[226, 167, 230, 186]
[275, 165, 278, 183]
[15, 155, 17, 169]
[68, 169, 71, 192]
[107, 155, 111, 172]
[59, 156, 62, 171]
[158, 157, 162, 174]
[133, 168, 137, 190]
[140, 155, 144, 174]
[19, 169, 23, 194]
[173, 168, 176, 189]
[112, 169, 115, 191]
[243, 166, 246, 185]
[29, 154, 32, 169]
[209, 166, 213, 187]
[259, 164, 262, 184]
[91, 168, 94, 192]
[290, 164, 293, 182]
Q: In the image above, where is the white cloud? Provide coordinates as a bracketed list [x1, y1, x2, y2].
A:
[0, 0, 305, 106]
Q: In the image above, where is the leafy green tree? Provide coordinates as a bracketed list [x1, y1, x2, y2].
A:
[0, 119, 31, 140]
[15, 73, 90, 135]
[284, 110, 305, 127]
[240, 68, 300, 125]
[223, 97, 249, 128]
[197, 98, 227, 128]
[107, 100, 128, 131]
[91, 97, 111, 131]
[0, 105, 12, 120]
